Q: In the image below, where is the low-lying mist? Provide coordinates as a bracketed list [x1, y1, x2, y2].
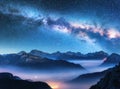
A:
[0, 62, 115, 89]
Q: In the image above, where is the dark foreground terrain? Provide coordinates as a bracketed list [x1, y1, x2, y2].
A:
[90, 63, 120, 89]
[0, 72, 52, 89]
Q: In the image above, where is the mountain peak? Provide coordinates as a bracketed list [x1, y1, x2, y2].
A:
[18, 51, 27, 55]
[101, 53, 120, 66]
[30, 49, 44, 54]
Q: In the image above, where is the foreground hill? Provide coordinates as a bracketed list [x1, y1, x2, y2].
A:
[69, 67, 114, 84]
[0, 72, 52, 89]
[90, 63, 120, 89]
[70, 71, 106, 83]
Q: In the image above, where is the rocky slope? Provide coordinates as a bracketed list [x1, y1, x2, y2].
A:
[90, 63, 120, 89]
[69, 68, 113, 84]
[0, 72, 52, 89]
[101, 53, 120, 66]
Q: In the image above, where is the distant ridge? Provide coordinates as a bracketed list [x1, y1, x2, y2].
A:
[101, 53, 120, 66]
[0, 50, 109, 60]
[0, 50, 85, 70]
[29, 50, 108, 60]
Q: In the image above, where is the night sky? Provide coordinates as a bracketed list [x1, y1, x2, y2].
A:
[0, 0, 120, 54]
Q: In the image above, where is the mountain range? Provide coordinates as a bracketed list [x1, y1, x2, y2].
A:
[0, 51, 85, 70]
[0, 49, 120, 70]
[30, 50, 108, 60]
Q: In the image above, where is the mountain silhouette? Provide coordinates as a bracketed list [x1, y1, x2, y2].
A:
[30, 50, 108, 60]
[90, 63, 120, 89]
[0, 72, 52, 89]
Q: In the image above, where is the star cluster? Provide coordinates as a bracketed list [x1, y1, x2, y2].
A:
[0, 0, 120, 53]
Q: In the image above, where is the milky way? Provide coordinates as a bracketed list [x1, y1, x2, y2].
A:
[0, 0, 120, 54]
